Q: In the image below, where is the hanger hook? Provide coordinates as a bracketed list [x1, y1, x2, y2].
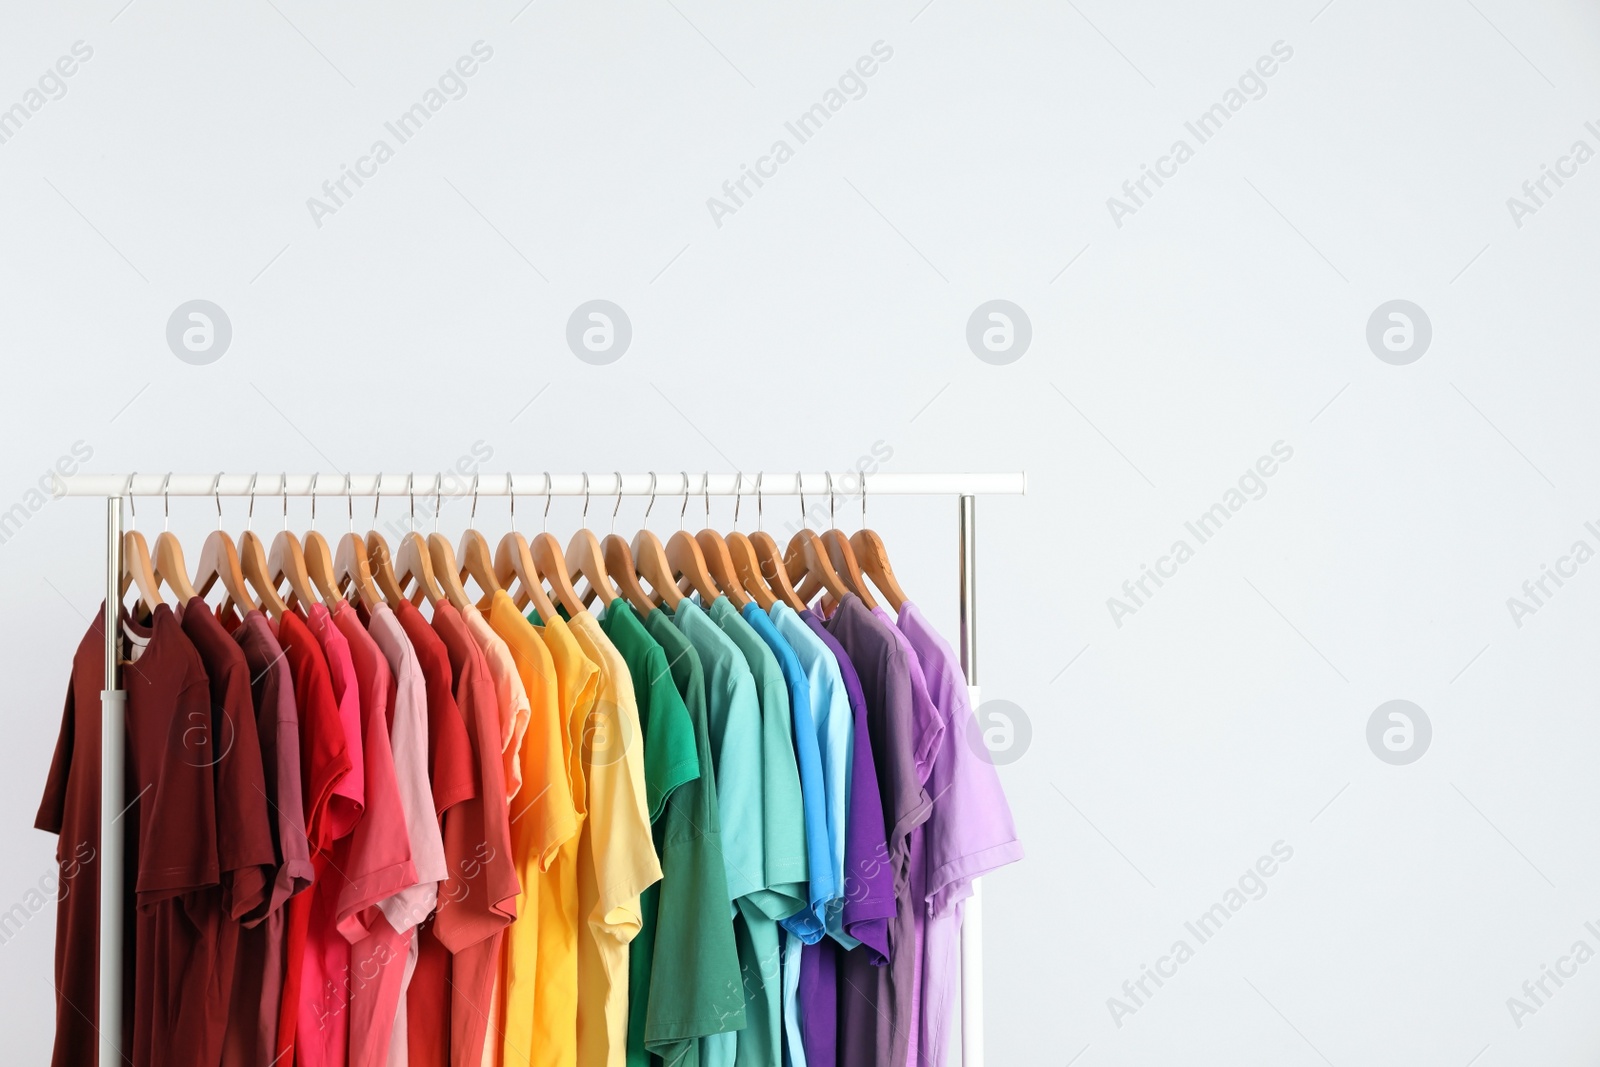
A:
[344, 473, 354, 532]
[372, 473, 383, 527]
[797, 471, 805, 528]
[826, 471, 836, 528]
[161, 472, 172, 532]
[703, 471, 711, 527]
[407, 472, 416, 530]
[679, 471, 691, 530]
[543, 472, 553, 532]
[126, 471, 138, 529]
[212, 472, 224, 530]
[469, 472, 480, 530]
[733, 472, 744, 529]
[644, 472, 658, 526]
[611, 472, 623, 535]
[432, 473, 442, 533]
[310, 473, 319, 530]
[581, 472, 591, 529]
[861, 471, 868, 528]
[755, 471, 764, 529]
[281, 471, 290, 530]
[245, 472, 258, 530]
[509, 473, 518, 530]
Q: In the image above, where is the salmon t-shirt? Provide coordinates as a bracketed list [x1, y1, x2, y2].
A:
[332, 603, 420, 1067]
[566, 611, 662, 1067]
[526, 612, 600, 1067]
[431, 601, 521, 1067]
[463, 607, 532, 801]
[488, 591, 579, 1067]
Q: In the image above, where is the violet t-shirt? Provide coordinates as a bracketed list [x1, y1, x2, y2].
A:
[897, 602, 1022, 1067]
[824, 596, 931, 1067]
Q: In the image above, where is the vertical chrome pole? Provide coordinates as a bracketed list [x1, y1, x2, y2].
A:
[957, 494, 984, 1066]
[100, 496, 125, 1066]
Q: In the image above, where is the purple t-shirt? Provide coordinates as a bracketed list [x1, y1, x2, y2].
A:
[897, 601, 1023, 1067]
[798, 607, 894, 1067]
[825, 595, 932, 1067]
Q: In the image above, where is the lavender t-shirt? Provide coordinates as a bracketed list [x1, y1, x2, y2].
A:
[897, 601, 1022, 1067]
[825, 596, 932, 1067]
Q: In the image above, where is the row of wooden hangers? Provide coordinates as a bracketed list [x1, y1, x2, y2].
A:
[119, 472, 911, 628]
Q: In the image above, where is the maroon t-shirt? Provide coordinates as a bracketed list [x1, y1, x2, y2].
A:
[178, 599, 277, 1066]
[36, 604, 223, 1067]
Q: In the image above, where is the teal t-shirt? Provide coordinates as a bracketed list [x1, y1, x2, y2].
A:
[669, 599, 771, 1067]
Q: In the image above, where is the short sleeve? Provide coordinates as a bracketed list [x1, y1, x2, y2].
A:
[34, 683, 75, 838]
[138, 678, 221, 904]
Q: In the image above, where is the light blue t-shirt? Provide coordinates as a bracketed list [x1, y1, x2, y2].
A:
[770, 600, 853, 938]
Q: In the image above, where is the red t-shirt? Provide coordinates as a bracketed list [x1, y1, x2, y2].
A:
[426, 602, 520, 1067]
[36, 605, 222, 1067]
[178, 600, 277, 1065]
[397, 600, 476, 1067]
[272, 609, 354, 1064]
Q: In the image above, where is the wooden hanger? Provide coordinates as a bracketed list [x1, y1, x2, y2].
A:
[628, 473, 682, 611]
[238, 476, 290, 620]
[301, 475, 342, 605]
[850, 476, 908, 612]
[569, 474, 621, 608]
[520, 473, 585, 617]
[783, 474, 853, 605]
[193, 474, 255, 614]
[747, 473, 805, 611]
[715, 474, 769, 610]
[267, 475, 321, 612]
[820, 527, 876, 610]
[457, 475, 503, 611]
[604, 533, 660, 615]
[687, 472, 751, 608]
[666, 473, 722, 603]
[118, 479, 164, 614]
[395, 474, 445, 607]
[332, 475, 381, 609]
[363, 474, 406, 607]
[418, 475, 472, 611]
[150, 474, 197, 602]
[493, 474, 561, 622]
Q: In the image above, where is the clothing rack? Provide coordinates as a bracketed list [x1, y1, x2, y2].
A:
[58, 470, 1027, 1067]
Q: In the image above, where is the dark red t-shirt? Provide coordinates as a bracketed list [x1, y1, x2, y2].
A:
[272, 609, 354, 1064]
[36, 604, 223, 1067]
[178, 599, 278, 1066]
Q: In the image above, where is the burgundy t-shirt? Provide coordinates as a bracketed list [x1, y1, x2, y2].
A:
[178, 600, 277, 1066]
[825, 595, 932, 1067]
[37, 604, 223, 1067]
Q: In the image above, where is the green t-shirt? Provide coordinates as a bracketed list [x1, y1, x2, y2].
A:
[705, 596, 807, 1067]
[602, 599, 740, 1067]
[668, 599, 772, 1067]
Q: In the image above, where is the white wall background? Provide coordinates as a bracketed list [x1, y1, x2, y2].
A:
[4, 0, 1600, 1063]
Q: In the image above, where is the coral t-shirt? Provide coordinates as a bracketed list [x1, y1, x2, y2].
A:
[431, 602, 520, 1067]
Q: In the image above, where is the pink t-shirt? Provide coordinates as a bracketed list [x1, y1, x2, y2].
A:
[333, 603, 421, 1067]
[366, 603, 449, 1067]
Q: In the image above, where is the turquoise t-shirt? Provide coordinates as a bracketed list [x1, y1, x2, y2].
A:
[704, 596, 807, 1067]
[769, 600, 853, 939]
[740, 602, 832, 938]
[669, 599, 771, 1067]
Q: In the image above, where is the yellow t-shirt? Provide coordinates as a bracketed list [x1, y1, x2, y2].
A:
[529, 613, 598, 1067]
[488, 591, 577, 1067]
[566, 612, 662, 1067]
